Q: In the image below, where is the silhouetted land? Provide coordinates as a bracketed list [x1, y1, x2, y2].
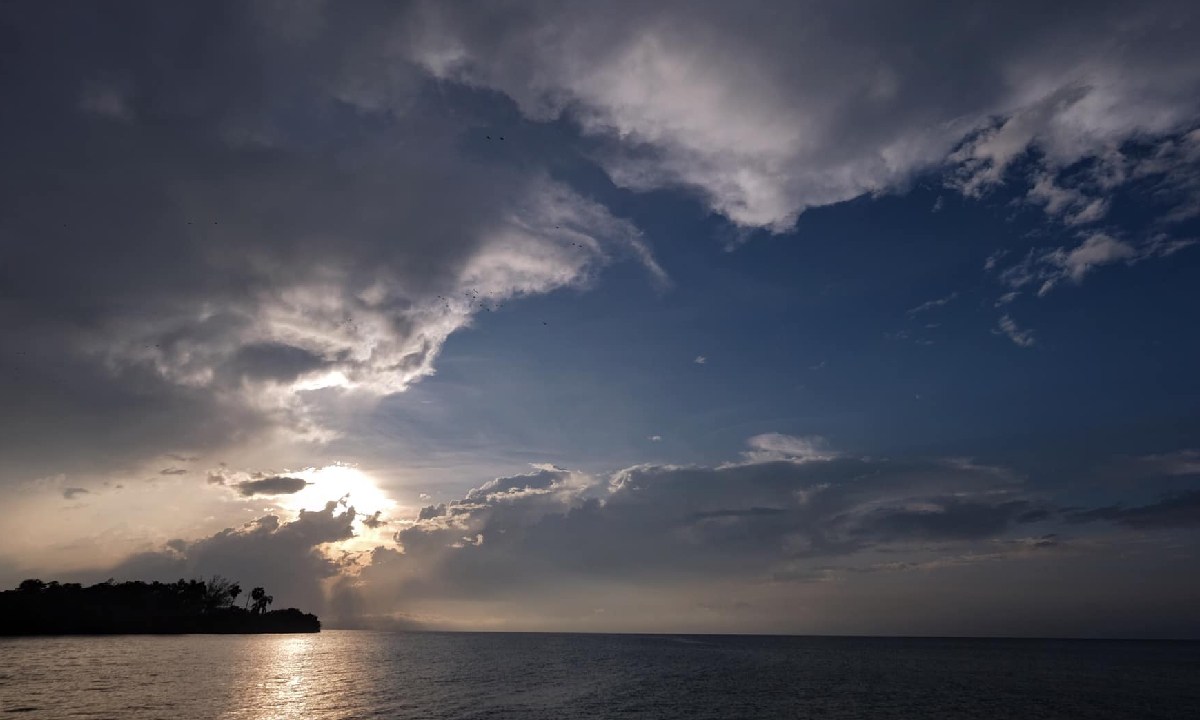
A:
[0, 578, 319, 635]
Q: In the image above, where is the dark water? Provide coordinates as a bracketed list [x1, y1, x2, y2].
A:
[2, 632, 1198, 719]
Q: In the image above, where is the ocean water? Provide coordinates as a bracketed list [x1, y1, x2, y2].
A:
[1, 632, 1198, 719]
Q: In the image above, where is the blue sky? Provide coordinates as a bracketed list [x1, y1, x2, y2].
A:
[350, 137, 1200, 505]
[1, 0, 1198, 635]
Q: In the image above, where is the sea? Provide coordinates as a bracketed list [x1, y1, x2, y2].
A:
[1, 632, 1198, 719]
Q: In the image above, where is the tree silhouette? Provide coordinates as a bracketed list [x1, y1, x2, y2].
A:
[203, 576, 241, 612]
[1, 578, 318, 635]
[249, 586, 274, 614]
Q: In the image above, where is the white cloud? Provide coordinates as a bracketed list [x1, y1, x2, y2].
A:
[404, 2, 1200, 232]
[994, 232, 1195, 299]
[995, 315, 1036, 348]
[694, 355, 707, 365]
[1026, 172, 1109, 225]
[739, 433, 837, 464]
[1047, 233, 1137, 286]
[907, 292, 958, 316]
[995, 291, 1020, 307]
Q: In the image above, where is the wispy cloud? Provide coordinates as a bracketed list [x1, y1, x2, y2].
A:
[738, 433, 836, 463]
[994, 232, 1196, 298]
[907, 292, 958, 316]
[994, 315, 1036, 347]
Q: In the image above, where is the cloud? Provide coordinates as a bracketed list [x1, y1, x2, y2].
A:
[405, 1, 1200, 232]
[159, 468, 188, 476]
[1068, 490, 1200, 529]
[739, 433, 836, 463]
[648, 435, 663, 442]
[109, 500, 357, 613]
[463, 464, 575, 502]
[907, 292, 958, 316]
[4, 1, 1197, 487]
[1132, 449, 1200, 477]
[235, 476, 310, 497]
[62, 488, 89, 500]
[693, 355, 707, 365]
[994, 315, 1036, 347]
[83, 436, 1200, 632]
[1026, 171, 1109, 225]
[79, 81, 133, 122]
[1133, 128, 1200, 221]
[994, 232, 1196, 297]
[0, 2, 666, 481]
[368, 438, 1036, 613]
[995, 291, 1020, 307]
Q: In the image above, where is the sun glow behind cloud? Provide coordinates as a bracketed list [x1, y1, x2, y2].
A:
[281, 465, 395, 518]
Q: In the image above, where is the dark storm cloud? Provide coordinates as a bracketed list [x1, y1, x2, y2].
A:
[0, 0, 657, 481]
[109, 500, 357, 613]
[1068, 490, 1200, 529]
[235, 476, 309, 497]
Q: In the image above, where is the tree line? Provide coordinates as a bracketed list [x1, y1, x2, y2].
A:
[0, 576, 319, 635]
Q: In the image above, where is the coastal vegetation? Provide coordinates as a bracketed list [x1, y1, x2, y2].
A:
[0, 577, 319, 635]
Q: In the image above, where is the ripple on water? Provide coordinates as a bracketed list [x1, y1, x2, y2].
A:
[0, 633, 1199, 719]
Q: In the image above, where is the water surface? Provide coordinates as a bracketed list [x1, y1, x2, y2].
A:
[2, 632, 1198, 718]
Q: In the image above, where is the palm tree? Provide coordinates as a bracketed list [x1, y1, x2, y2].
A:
[248, 587, 273, 614]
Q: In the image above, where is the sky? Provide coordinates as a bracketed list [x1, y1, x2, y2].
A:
[1, 0, 1199, 637]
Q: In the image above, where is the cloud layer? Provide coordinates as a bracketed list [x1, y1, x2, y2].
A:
[406, 0, 1200, 230]
[71, 435, 1199, 634]
[0, 2, 664, 479]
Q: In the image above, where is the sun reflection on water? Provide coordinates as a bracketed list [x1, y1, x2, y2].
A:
[243, 635, 319, 720]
